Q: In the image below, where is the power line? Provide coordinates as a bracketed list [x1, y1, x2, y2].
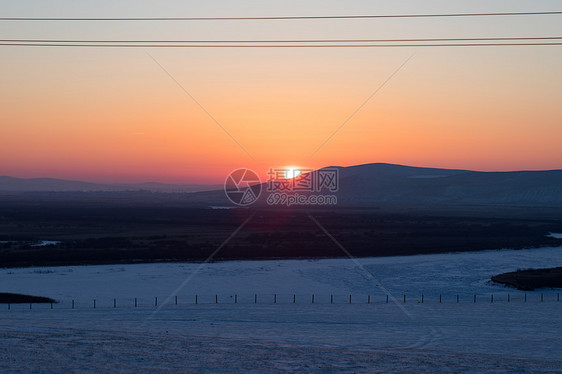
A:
[1, 43, 561, 48]
[1, 37, 561, 43]
[1, 11, 561, 21]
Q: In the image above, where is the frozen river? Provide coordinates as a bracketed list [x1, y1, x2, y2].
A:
[2, 245, 562, 304]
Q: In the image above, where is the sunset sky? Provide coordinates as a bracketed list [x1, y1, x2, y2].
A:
[1, 0, 561, 183]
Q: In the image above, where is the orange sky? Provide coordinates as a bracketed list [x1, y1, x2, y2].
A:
[1, 2, 561, 183]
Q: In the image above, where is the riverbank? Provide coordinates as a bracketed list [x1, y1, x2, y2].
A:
[492, 267, 562, 291]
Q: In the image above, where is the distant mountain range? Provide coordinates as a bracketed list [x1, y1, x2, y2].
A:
[2, 163, 562, 206]
[0, 176, 222, 193]
[154, 163, 562, 207]
[331, 163, 562, 206]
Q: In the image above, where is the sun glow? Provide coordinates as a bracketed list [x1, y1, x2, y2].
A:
[284, 167, 302, 179]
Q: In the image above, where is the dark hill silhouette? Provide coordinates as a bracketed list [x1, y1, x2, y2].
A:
[332, 163, 562, 206]
[0, 176, 221, 193]
[2, 163, 561, 207]
[186, 163, 562, 207]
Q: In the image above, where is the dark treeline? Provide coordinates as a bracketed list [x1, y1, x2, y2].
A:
[1, 197, 561, 267]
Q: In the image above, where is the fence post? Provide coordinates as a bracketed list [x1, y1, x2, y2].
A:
[368, 295, 371, 304]
[29, 303, 32, 309]
[274, 294, 277, 304]
[94, 299, 96, 309]
[113, 298, 116, 308]
[386, 295, 388, 304]
[474, 294, 476, 303]
[216, 294, 218, 304]
[235, 294, 237, 304]
[293, 294, 295, 304]
[72, 300, 75, 309]
[175, 296, 178, 305]
[421, 294, 424, 304]
[195, 295, 198, 304]
[349, 295, 352, 304]
[255, 294, 257, 304]
[312, 294, 315, 304]
[440, 294, 442, 303]
[155, 297, 158, 307]
[8, 303, 10, 310]
[491, 294, 494, 303]
[134, 298, 137, 307]
[330, 294, 333, 304]
[403, 295, 406, 304]
[50, 303, 53, 309]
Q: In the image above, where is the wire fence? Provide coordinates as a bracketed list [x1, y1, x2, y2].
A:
[2, 292, 561, 310]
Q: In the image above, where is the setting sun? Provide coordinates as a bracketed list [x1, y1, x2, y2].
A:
[284, 168, 302, 179]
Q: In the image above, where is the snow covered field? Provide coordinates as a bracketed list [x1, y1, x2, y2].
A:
[2, 246, 562, 372]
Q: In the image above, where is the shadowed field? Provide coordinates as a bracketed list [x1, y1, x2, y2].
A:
[1, 192, 561, 268]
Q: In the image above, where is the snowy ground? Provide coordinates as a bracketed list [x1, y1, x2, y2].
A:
[2, 246, 562, 372]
